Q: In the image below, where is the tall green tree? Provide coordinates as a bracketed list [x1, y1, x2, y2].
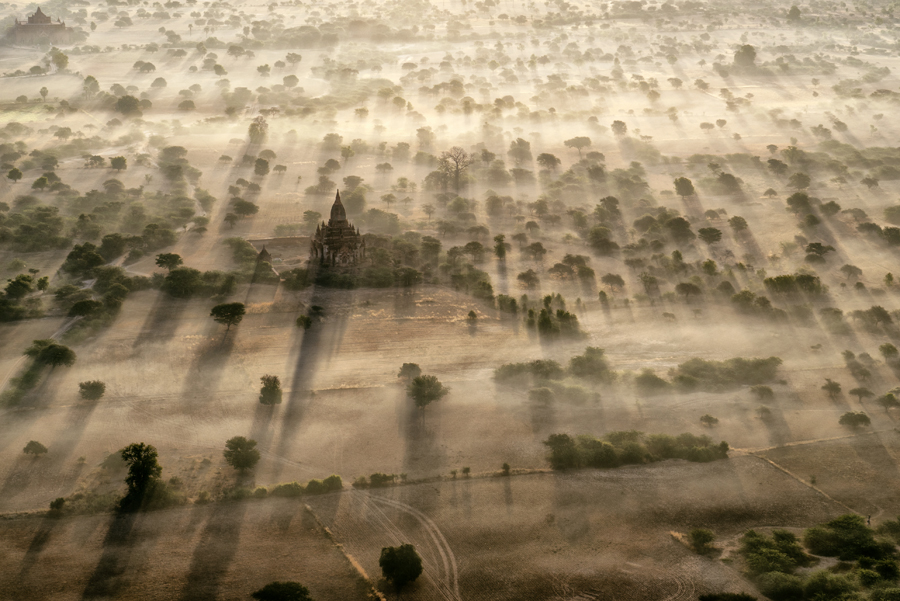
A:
[119, 442, 162, 509]
[407, 375, 449, 411]
[674, 177, 695, 198]
[259, 374, 282, 405]
[25, 339, 76, 367]
[155, 253, 183, 271]
[563, 136, 591, 157]
[822, 379, 842, 400]
[698, 227, 722, 245]
[210, 302, 245, 336]
[398, 363, 422, 381]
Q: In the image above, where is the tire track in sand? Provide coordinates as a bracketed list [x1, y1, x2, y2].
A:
[357, 490, 461, 601]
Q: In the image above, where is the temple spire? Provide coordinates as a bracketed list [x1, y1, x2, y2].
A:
[329, 188, 347, 223]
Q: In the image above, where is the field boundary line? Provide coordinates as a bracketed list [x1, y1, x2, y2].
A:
[303, 503, 387, 601]
[734, 429, 895, 454]
[748, 454, 858, 515]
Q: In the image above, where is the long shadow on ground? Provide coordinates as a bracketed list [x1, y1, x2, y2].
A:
[132, 294, 190, 347]
[81, 513, 139, 600]
[13, 515, 58, 600]
[177, 502, 249, 601]
[271, 285, 352, 479]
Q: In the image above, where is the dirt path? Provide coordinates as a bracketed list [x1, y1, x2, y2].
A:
[343, 489, 461, 601]
[363, 491, 461, 601]
[749, 455, 858, 515]
[734, 429, 896, 455]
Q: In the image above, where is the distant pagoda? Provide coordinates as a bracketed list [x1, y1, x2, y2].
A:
[309, 190, 365, 268]
[7, 8, 72, 45]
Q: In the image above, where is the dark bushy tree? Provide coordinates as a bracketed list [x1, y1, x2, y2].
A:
[398, 363, 422, 380]
[259, 374, 282, 405]
[407, 375, 449, 411]
[210, 302, 245, 335]
[674, 177, 695, 198]
[690, 528, 715, 553]
[251, 582, 313, 601]
[79, 380, 106, 400]
[223, 436, 260, 471]
[119, 442, 162, 510]
[379, 544, 423, 592]
[25, 340, 76, 368]
[24, 440, 48, 456]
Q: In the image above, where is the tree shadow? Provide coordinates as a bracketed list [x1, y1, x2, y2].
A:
[81, 512, 139, 600]
[0, 409, 41, 457]
[393, 288, 417, 318]
[249, 403, 279, 451]
[179, 326, 237, 403]
[14, 514, 58, 597]
[271, 286, 352, 479]
[502, 476, 513, 514]
[0, 455, 39, 511]
[528, 394, 557, 436]
[401, 393, 445, 478]
[732, 228, 765, 264]
[266, 496, 304, 534]
[495, 260, 509, 295]
[177, 501, 249, 601]
[132, 294, 190, 347]
[550, 473, 592, 543]
[680, 193, 706, 220]
[37, 398, 101, 495]
[758, 398, 795, 448]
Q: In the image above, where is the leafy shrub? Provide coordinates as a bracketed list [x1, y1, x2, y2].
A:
[494, 360, 565, 384]
[803, 514, 891, 560]
[756, 572, 804, 601]
[543, 431, 728, 470]
[369, 473, 396, 487]
[270, 482, 303, 497]
[838, 412, 871, 428]
[872, 588, 900, 601]
[670, 357, 783, 391]
[568, 347, 615, 382]
[741, 529, 812, 574]
[690, 528, 715, 553]
[803, 571, 855, 600]
[281, 268, 310, 290]
[24, 440, 48, 456]
[635, 369, 671, 394]
[79, 380, 106, 400]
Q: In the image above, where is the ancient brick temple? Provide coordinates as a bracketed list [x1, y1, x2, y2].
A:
[309, 190, 365, 268]
[7, 8, 72, 45]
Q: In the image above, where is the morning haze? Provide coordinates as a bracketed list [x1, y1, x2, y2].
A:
[1, 0, 900, 599]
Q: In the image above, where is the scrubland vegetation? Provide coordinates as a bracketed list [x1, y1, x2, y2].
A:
[5, 0, 900, 598]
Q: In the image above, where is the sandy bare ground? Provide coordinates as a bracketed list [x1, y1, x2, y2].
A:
[0, 453, 848, 601]
[1, 283, 898, 517]
[0, 496, 370, 601]
[306, 455, 847, 601]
